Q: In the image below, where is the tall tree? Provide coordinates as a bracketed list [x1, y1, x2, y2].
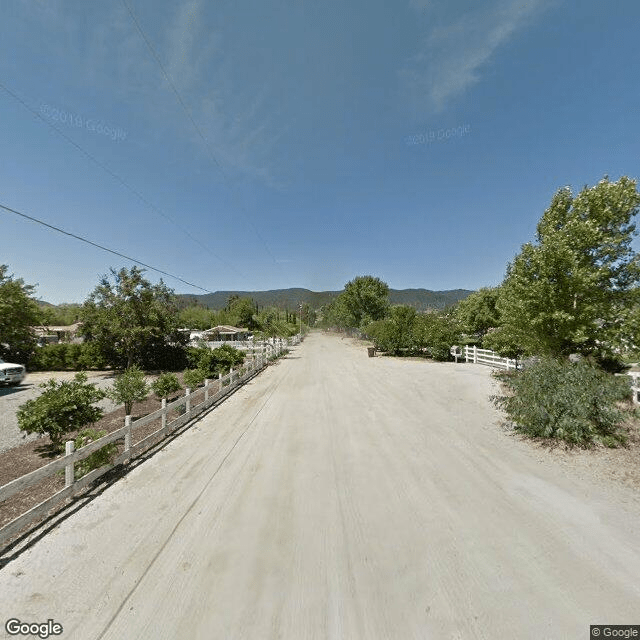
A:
[80, 266, 185, 368]
[0, 265, 42, 362]
[454, 287, 501, 340]
[494, 177, 640, 357]
[337, 275, 390, 329]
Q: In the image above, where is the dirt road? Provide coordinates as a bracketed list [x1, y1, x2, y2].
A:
[1, 333, 638, 639]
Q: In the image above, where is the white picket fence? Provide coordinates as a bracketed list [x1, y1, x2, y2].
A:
[625, 372, 640, 404]
[0, 337, 301, 548]
[461, 345, 640, 404]
[462, 345, 519, 370]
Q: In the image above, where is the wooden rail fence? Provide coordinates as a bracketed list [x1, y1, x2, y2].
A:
[463, 345, 520, 370]
[0, 337, 298, 548]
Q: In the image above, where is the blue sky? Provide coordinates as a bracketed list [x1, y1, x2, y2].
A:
[1, 0, 639, 304]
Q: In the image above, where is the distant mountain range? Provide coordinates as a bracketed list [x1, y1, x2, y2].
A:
[177, 288, 474, 311]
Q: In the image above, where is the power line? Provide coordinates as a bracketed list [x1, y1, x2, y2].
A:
[0, 201, 216, 293]
[121, 0, 278, 263]
[0, 80, 245, 279]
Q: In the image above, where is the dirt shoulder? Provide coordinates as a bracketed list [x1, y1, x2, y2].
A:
[1, 335, 638, 639]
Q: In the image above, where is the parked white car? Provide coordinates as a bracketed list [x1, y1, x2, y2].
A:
[0, 358, 26, 386]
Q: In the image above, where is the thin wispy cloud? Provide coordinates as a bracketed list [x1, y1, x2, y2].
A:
[401, 0, 550, 113]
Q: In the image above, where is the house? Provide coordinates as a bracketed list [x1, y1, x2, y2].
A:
[204, 326, 250, 342]
[32, 322, 84, 345]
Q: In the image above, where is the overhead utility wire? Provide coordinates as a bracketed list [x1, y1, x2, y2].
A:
[121, 0, 278, 263]
[0, 81, 245, 278]
[0, 202, 215, 293]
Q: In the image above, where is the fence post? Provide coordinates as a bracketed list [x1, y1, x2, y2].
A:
[186, 387, 191, 414]
[205, 379, 210, 402]
[65, 440, 75, 488]
[473, 345, 477, 364]
[124, 415, 132, 463]
[162, 398, 167, 431]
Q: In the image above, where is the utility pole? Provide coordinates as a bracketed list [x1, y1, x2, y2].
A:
[299, 302, 303, 342]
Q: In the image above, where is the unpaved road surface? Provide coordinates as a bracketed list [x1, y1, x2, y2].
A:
[1, 333, 639, 639]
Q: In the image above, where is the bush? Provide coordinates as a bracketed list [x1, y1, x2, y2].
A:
[74, 428, 118, 480]
[416, 313, 462, 361]
[492, 358, 632, 447]
[187, 344, 245, 377]
[183, 368, 206, 389]
[28, 342, 109, 371]
[107, 365, 149, 415]
[17, 372, 106, 451]
[151, 372, 182, 400]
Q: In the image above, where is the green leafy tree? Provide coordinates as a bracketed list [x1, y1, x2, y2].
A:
[496, 177, 640, 357]
[151, 372, 182, 400]
[415, 311, 463, 361]
[80, 267, 187, 368]
[17, 372, 106, 451]
[188, 344, 245, 377]
[455, 287, 501, 341]
[228, 297, 258, 329]
[178, 305, 217, 330]
[183, 368, 206, 388]
[339, 276, 389, 328]
[366, 306, 418, 354]
[255, 307, 291, 338]
[107, 365, 149, 415]
[0, 265, 42, 362]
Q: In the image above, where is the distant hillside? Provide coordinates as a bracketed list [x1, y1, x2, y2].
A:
[177, 288, 474, 311]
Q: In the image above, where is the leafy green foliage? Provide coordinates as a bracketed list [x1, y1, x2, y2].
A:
[183, 368, 206, 389]
[187, 344, 245, 377]
[74, 428, 118, 480]
[415, 312, 463, 361]
[80, 266, 187, 369]
[151, 372, 182, 400]
[177, 305, 218, 330]
[324, 276, 389, 329]
[27, 342, 109, 371]
[38, 303, 83, 326]
[0, 265, 42, 362]
[496, 177, 640, 357]
[17, 372, 106, 451]
[492, 359, 631, 446]
[366, 306, 419, 354]
[107, 365, 149, 415]
[454, 287, 501, 341]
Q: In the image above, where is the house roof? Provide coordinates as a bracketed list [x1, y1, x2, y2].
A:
[207, 325, 249, 334]
[32, 322, 83, 334]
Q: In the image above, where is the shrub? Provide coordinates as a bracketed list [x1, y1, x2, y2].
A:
[183, 368, 206, 389]
[416, 313, 462, 361]
[151, 372, 181, 400]
[492, 358, 632, 447]
[17, 372, 106, 451]
[74, 428, 118, 480]
[28, 342, 109, 371]
[107, 365, 149, 415]
[187, 344, 245, 377]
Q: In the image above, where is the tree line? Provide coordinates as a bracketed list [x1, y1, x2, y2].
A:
[0, 266, 311, 371]
[320, 176, 640, 447]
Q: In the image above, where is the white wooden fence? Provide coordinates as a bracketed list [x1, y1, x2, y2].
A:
[625, 372, 640, 404]
[463, 345, 520, 370]
[461, 345, 640, 404]
[0, 338, 298, 548]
